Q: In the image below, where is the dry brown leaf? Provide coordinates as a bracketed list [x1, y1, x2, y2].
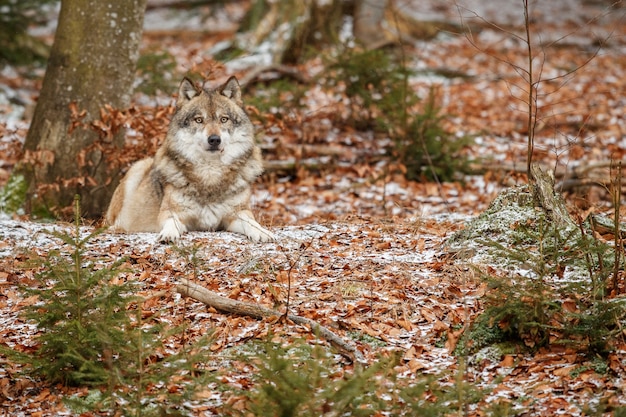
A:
[552, 364, 577, 377]
[499, 355, 515, 368]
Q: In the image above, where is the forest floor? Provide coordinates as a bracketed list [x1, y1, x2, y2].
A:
[2, 0, 626, 416]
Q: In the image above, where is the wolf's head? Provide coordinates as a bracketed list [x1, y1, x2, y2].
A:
[167, 77, 255, 165]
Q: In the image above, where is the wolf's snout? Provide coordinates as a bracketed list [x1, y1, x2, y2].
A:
[207, 135, 221, 150]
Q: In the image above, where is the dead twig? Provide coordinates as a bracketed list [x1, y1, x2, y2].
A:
[175, 278, 365, 363]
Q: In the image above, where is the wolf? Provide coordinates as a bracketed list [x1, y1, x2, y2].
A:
[105, 76, 275, 243]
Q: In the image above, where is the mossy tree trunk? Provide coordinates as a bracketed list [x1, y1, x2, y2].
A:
[20, 0, 146, 219]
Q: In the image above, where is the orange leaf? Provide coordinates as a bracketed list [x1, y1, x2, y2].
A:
[499, 355, 515, 367]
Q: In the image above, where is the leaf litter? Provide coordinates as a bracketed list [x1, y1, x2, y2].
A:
[2, 0, 626, 415]
[0, 214, 466, 413]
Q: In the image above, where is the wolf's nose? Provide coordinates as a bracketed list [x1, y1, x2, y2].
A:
[208, 135, 221, 147]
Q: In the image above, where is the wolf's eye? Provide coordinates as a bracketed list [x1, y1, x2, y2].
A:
[194, 117, 203, 124]
[220, 116, 229, 124]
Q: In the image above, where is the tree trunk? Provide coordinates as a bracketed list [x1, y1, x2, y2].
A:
[235, 0, 390, 64]
[20, 0, 146, 219]
[353, 0, 389, 48]
[232, 0, 346, 64]
[229, 0, 468, 65]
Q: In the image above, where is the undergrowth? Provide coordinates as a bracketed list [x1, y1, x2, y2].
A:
[324, 47, 470, 182]
[0, 0, 53, 64]
[246, 77, 307, 117]
[244, 45, 470, 181]
[0, 173, 27, 216]
[2, 197, 216, 416]
[460, 212, 626, 356]
[17, 196, 134, 387]
[231, 340, 389, 417]
[135, 49, 178, 95]
[455, 0, 626, 361]
[224, 338, 486, 417]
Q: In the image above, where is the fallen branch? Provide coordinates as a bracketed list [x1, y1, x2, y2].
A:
[260, 143, 349, 158]
[240, 64, 311, 88]
[263, 157, 332, 174]
[591, 214, 626, 239]
[176, 278, 365, 363]
[466, 160, 626, 193]
[556, 177, 612, 192]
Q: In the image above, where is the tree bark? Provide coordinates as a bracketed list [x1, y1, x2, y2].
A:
[20, 0, 146, 219]
[353, 0, 389, 48]
[530, 164, 578, 231]
[230, 0, 463, 64]
[232, 0, 346, 64]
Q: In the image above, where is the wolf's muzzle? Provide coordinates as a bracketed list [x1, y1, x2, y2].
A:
[208, 134, 221, 151]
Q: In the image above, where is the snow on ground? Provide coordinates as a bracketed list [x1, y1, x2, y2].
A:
[2, 0, 626, 414]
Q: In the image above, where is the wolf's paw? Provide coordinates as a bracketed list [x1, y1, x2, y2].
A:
[157, 232, 180, 244]
[226, 213, 276, 243]
[250, 228, 276, 243]
[242, 228, 276, 243]
[158, 218, 183, 244]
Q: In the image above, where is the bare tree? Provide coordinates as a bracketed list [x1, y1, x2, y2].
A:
[19, 0, 147, 218]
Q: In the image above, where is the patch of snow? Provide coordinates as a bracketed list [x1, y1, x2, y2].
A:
[225, 53, 273, 72]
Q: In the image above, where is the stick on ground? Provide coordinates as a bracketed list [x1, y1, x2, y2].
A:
[175, 278, 365, 363]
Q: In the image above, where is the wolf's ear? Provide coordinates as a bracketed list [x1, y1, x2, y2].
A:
[176, 77, 200, 107]
[220, 76, 242, 107]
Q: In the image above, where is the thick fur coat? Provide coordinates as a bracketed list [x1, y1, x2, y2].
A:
[106, 77, 275, 243]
